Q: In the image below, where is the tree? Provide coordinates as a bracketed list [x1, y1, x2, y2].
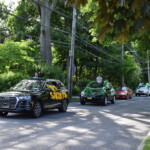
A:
[0, 2, 10, 43]
[67, 0, 150, 44]
[33, 0, 58, 64]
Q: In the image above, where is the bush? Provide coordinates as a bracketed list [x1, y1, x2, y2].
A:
[77, 78, 92, 90]
[0, 71, 29, 92]
[33, 63, 67, 84]
[72, 85, 80, 95]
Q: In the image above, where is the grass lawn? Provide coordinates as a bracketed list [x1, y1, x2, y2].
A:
[143, 136, 150, 150]
[70, 97, 79, 102]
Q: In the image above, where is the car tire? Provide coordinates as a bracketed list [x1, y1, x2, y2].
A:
[32, 101, 42, 118]
[80, 99, 85, 105]
[126, 95, 129, 100]
[103, 96, 108, 106]
[0, 111, 8, 117]
[111, 96, 116, 104]
[130, 95, 132, 99]
[58, 99, 68, 112]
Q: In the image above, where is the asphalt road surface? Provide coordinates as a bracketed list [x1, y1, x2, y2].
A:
[0, 96, 150, 150]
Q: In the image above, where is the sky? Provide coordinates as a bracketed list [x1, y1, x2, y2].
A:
[0, 0, 20, 9]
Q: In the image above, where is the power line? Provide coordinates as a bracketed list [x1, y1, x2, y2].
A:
[30, 0, 72, 19]
[77, 47, 118, 64]
[75, 35, 121, 62]
[0, 10, 71, 35]
[125, 44, 147, 63]
[0, 27, 70, 46]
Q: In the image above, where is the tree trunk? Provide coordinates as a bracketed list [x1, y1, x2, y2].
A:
[35, 0, 58, 64]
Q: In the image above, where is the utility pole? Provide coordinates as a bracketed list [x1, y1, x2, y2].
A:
[147, 50, 150, 83]
[121, 44, 125, 86]
[68, 7, 76, 99]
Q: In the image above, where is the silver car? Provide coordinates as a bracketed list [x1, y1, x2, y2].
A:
[135, 86, 149, 96]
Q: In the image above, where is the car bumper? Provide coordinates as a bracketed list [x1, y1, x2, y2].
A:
[116, 95, 127, 99]
[136, 92, 147, 95]
[0, 105, 31, 113]
[80, 95, 105, 103]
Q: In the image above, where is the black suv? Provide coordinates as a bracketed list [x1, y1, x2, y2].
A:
[0, 78, 69, 118]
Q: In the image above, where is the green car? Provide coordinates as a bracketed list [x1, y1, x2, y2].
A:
[80, 81, 116, 106]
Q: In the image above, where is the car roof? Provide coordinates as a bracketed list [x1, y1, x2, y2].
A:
[24, 78, 60, 82]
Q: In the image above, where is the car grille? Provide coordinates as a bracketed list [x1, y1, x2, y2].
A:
[0, 97, 17, 109]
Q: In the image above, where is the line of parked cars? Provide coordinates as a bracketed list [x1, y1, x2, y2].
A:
[0, 77, 150, 118]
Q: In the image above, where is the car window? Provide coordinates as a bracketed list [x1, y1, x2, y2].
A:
[138, 87, 148, 90]
[12, 79, 44, 91]
[88, 82, 103, 88]
[122, 87, 128, 91]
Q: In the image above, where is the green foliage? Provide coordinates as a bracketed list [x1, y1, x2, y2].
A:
[0, 71, 29, 92]
[33, 61, 67, 83]
[0, 2, 9, 43]
[72, 85, 80, 95]
[67, 0, 150, 44]
[143, 136, 150, 150]
[7, 0, 39, 41]
[0, 39, 39, 74]
[77, 78, 92, 90]
[123, 53, 141, 89]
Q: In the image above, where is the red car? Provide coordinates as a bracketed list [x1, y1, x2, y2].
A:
[115, 87, 133, 99]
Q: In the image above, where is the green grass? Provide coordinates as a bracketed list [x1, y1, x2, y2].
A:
[70, 97, 79, 102]
[143, 136, 150, 150]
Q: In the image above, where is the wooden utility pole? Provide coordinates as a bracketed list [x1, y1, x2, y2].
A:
[68, 7, 76, 99]
[147, 50, 150, 83]
[121, 44, 125, 86]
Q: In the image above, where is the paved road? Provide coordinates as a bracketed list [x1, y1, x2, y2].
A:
[0, 96, 150, 150]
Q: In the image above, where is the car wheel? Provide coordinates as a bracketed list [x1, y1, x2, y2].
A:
[80, 99, 85, 105]
[111, 96, 115, 104]
[125, 94, 129, 100]
[103, 96, 108, 106]
[0, 111, 8, 117]
[58, 99, 68, 112]
[32, 101, 42, 118]
[130, 95, 132, 99]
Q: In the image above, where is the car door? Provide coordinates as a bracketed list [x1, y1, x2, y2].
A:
[41, 81, 54, 109]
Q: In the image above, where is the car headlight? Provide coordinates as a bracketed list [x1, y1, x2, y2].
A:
[81, 92, 84, 97]
[18, 96, 31, 101]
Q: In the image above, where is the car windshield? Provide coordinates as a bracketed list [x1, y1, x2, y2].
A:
[116, 87, 128, 91]
[12, 79, 45, 91]
[88, 82, 103, 88]
[138, 86, 148, 90]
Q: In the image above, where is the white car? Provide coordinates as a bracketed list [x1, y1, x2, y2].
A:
[135, 86, 150, 96]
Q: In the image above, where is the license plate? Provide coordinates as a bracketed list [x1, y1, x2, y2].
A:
[87, 97, 92, 100]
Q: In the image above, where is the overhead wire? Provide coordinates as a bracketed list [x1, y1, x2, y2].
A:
[77, 47, 118, 64]
[125, 44, 147, 63]
[0, 2, 122, 64]
[75, 35, 121, 62]
[0, 26, 70, 46]
[0, 10, 71, 35]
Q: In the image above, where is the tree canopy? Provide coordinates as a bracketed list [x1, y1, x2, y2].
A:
[67, 0, 150, 44]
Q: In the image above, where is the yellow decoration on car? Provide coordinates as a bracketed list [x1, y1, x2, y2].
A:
[46, 85, 58, 92]
[50, 92, 68, 100]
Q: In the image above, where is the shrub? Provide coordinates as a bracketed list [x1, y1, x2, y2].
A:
[77, 78, 92, 90]
[33, 63, 67, 84]
[72, 85, 80, 95]
[0, 71, 29, 92]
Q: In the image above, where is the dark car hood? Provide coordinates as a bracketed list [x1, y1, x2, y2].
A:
[0, 91, 36, 97]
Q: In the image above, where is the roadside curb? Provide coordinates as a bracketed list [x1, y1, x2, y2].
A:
[137, 130, 150, 150]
